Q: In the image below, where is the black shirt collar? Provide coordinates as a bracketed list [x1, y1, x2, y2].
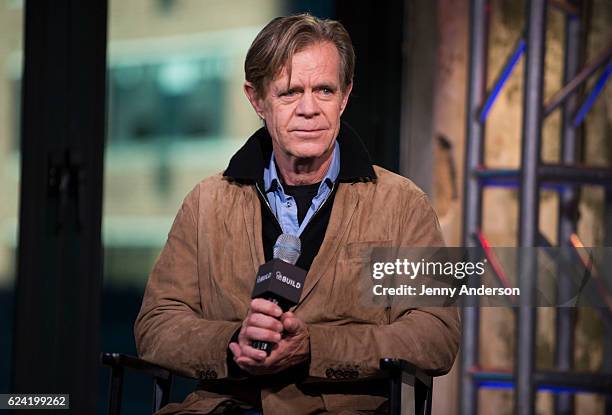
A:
[223, 122, 376, 184]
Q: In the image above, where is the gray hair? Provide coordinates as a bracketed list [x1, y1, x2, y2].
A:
[245, 13, 355, 97]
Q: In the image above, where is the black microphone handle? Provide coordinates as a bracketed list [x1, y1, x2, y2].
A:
[251, 297, 280, 355]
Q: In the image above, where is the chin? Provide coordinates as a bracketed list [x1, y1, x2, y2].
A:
[289, 143, 332, 160]
[285, 132, 335, 159]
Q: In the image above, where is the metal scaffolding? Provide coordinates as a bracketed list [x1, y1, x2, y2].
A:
[460, 0, 612, 414]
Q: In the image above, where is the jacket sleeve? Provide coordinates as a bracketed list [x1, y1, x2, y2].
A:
[308, 194, 461, 378]
[134, 186, 241, 380]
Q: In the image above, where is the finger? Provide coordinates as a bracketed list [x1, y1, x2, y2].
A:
[236, 355, 279, 374]
[244, 326, 282, 343]
[229, 342, 242, 358]
[234, 356, 265, 374]
[240, 344, 268, 361]
[235, 356, 261, 367]
[250, 298, 282, 318]
[248, 313, 284, 332]
[235, 357, 273, 375]
[282, 311, 295, 319]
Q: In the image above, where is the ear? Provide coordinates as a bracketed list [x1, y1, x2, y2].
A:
[244, 81, 266, 119]
[339, 82, 353, 116]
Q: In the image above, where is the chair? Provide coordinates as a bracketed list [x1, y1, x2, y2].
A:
[101, 353, 433, 415]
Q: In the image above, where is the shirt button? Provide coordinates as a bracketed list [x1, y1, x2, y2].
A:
[286, 202, 291, 207]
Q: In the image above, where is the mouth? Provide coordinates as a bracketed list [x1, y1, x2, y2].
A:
[290, 128, 328, 137]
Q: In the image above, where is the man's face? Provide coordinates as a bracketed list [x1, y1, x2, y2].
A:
[245, 41, 352, 161]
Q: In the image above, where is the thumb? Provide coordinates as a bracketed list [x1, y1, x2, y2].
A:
[282, 315, 302, 334]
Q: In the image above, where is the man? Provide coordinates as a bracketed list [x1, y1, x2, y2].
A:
[135, 14, 460, 415]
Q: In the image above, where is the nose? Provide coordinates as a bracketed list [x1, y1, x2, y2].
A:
[295, 91, 320, 118]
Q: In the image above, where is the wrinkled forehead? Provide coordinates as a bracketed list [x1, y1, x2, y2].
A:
[266, 42, 343, 91]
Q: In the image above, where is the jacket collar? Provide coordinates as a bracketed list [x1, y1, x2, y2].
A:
[223, 121, 377, 184]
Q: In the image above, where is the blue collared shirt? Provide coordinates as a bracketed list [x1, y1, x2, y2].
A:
[263, 142, 340, 236]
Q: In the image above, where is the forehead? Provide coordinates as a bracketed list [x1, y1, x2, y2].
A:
[272, 41, 342, 87]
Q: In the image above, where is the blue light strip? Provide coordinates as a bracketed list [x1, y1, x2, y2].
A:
[477, 381, 514, 389]
[479, 39, 526, 122]
[573, 62, 612, 127]
[477, 381, 596, 394]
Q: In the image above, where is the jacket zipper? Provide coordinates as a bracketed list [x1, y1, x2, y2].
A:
[309, 181, 336, 222]
[255, 182, 283, 231]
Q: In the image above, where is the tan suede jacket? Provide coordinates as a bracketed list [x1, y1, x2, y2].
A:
[134, 165, 461, 414]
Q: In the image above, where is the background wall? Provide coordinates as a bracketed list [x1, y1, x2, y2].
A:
[431, 1, 611, 414]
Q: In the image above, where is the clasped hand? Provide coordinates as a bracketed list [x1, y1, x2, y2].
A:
[229, 298, 310, 375]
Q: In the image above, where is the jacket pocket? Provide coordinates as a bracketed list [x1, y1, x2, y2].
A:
[341, 240, 394, 260]
[330, 240, 393, 324]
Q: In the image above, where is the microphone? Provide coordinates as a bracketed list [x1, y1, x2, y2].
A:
[251, 234, 307, 355]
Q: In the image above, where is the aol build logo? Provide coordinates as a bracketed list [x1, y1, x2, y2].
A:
[275, 271, 302, 289]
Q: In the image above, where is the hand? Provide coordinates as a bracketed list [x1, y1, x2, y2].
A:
[229, 306, 310, 375]
[230, 298, 284, 363]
